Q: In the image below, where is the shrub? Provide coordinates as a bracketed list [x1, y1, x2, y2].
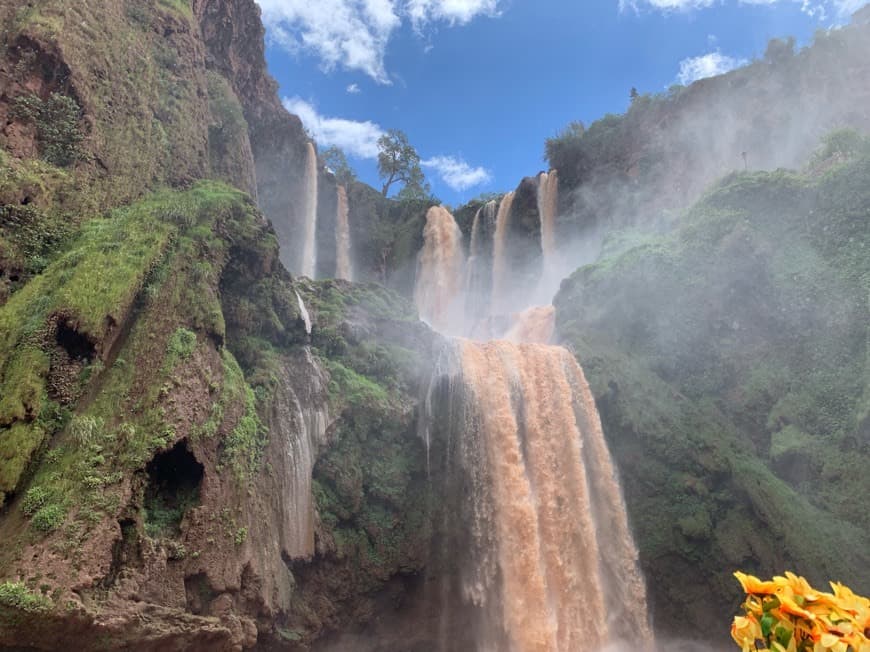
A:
[21, 486, 50, 516]
[167, 328, 197, 362]
[732, 572, 869, 652]
[31, 503, 65, 532]
[68, 415, 104, 446]
[0, 582, 51, 613]
[811, 128, 870, 167]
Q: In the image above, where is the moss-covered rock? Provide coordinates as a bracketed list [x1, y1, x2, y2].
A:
[554, 149, 870, 643]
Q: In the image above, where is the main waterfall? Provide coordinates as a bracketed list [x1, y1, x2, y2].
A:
[440, 340, 654, 652]
[414, 187, 653, 651]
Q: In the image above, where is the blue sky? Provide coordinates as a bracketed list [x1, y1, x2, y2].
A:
[257, 0, 865, 205]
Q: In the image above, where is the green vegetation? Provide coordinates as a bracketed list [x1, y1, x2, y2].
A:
[165, 328, 197, 368]
[31, 503, 66, 532]
[555, 138, 870, 634]
[377, 129, 430, 200]
[219, 354, 267, 482]
[322, 146, 357, 187]
[144, 484, 199, 539]
[0, 182, 272, 529]
[0, 582, 51, 613]
[206, 71, 255, 192]
[11, 93, 84, 167]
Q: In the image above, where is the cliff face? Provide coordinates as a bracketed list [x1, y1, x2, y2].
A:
[0, 0, 211, 200]
[554, 146, 870, 640]
[0, 181, 440, 650]
[0, 1, 443, 649]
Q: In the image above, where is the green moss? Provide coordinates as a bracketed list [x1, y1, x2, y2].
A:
[322, 359, 390, 409]
[1, 181, 266, 512]
[164, 328, 197, 370]
[219, 353, 267, 482]
[144, 485, 198, 539]
[0, 347, 50, 425]
[10, 93, 85, 167]
[554, 142, 870, 634]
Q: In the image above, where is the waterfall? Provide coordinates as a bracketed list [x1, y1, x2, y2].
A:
[335, 184, 352, 281]
[491, 191, 516, 317]
[300, 142, 318, 279]
[504, 305, 555, 344]
[537, 170, 559, 264]
[269, 349, 329, 560]
[465, 200, 499, 327]
[295, 290, 312, 335]
[410, 175, 652, 652]
[414, 206, 466, 334]
[434, 338, 654, 652]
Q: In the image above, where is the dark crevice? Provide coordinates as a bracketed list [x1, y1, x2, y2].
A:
[184, 572, 216, 615]
[143, 441, 203, 538]
[102, 519, 141, 589]
[55, 321, 95, 361]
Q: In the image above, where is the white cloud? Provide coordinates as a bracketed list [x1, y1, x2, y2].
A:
[282, 98, 492, 191]
[346, 83, 362, 94]
[282, 97, 385, 158]
[256, 0, 501, 83]
[258, 0, 399, 83]
[422, 156, 492, 191]
[621, 0, 864, 17]
[406, 0, 500, 28]
[677, 51, 748, 84]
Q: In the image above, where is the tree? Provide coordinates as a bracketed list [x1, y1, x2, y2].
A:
[322, 146, 356, 187]
[377, 129, 427, 197]
[630, 87, 640, 102]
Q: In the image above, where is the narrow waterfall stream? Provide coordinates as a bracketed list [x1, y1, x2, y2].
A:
[335, 184, 352, 281]
[300, 141, 318, 279]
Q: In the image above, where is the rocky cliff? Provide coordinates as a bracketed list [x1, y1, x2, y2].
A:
[0, 1, 442, 649]
[554, 138, 870, 637]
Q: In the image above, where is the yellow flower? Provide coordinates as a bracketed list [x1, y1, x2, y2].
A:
[735, 571, 780, 595]
[733, 571, 870, 652]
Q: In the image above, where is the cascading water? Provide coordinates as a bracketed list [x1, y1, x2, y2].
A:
[504, 305, 556, 344]
[295, 289, 312, 335]
[465, 200, 499, 329]
[414, 184, 653, 651]
[414, 205, 467, 334]
[335, 184, 353, 281]
[431, 338, 654, 652]
[537, 170, 559, 265]
[491, 191, 516, 317]
[300, 141, 318, 279]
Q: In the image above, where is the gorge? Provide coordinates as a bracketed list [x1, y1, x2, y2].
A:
[0, 0, 868, 650]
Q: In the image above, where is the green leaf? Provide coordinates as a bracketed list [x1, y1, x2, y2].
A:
[775, 625, 793, 648]
[763, 596, 782, 612]
[761, 614, 776, 637]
